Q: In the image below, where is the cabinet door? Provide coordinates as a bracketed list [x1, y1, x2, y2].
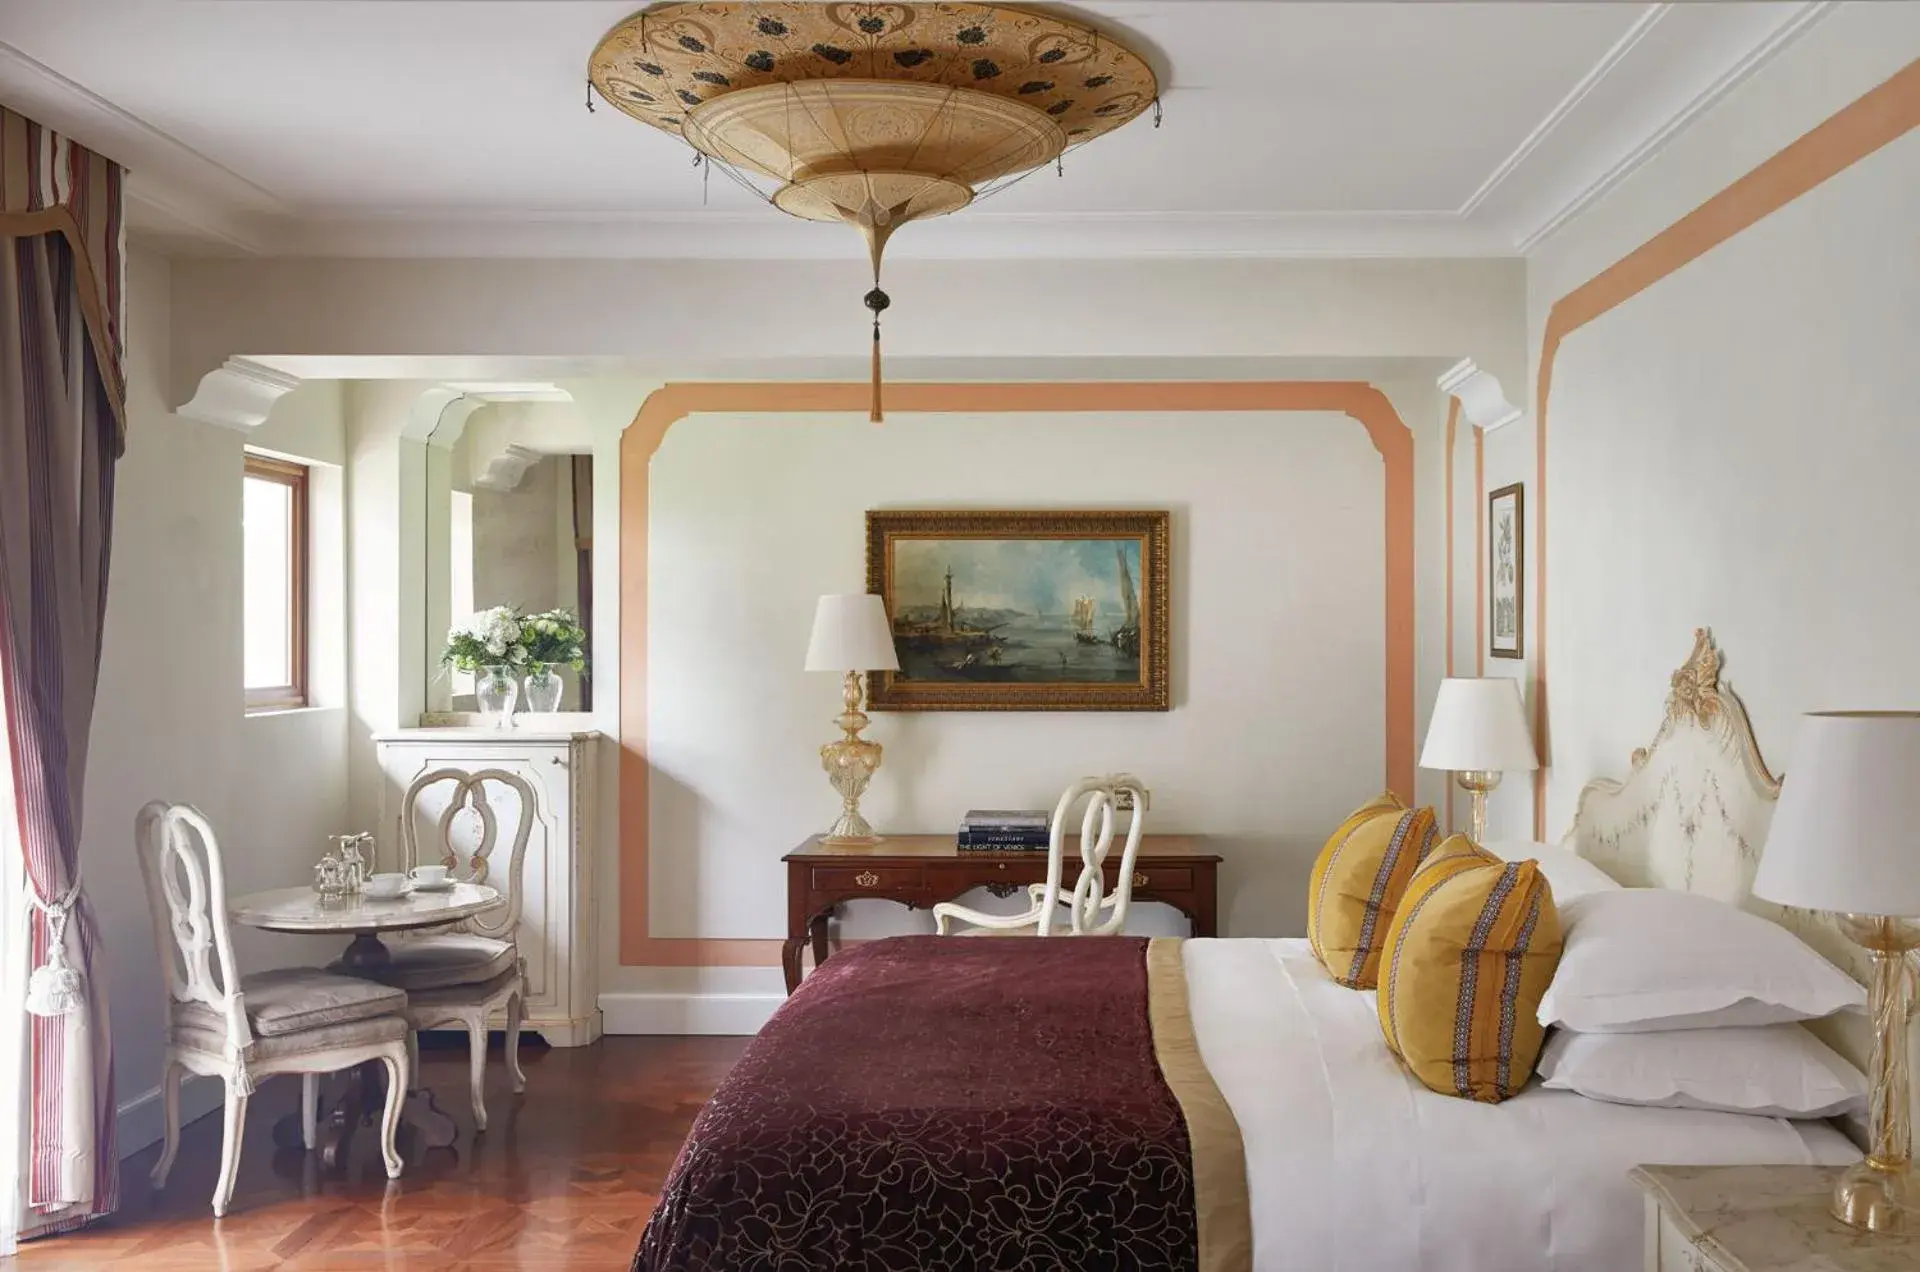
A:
[382, 745, 570, 1019]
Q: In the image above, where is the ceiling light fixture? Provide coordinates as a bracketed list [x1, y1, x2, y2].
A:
[589, 2, 1159, 420]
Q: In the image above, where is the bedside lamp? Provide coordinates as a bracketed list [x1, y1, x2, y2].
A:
[804, 594, 901, 846]
[1753, 711, 1920, 1234]
[1419, 677, 1538, 843]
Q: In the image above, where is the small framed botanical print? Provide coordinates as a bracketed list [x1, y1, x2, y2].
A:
[1489, 483, 1524, 659]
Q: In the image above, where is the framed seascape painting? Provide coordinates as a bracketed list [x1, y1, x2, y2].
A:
[866, 510, 1171, 711]
[1489, 482, 1525, 659]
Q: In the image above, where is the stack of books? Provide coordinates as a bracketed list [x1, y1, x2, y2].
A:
[957, 809, 1052, 852]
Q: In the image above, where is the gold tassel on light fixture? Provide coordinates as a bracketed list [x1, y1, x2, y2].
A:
[588, 3, 1158, 420]
[865, 284, 887, 422]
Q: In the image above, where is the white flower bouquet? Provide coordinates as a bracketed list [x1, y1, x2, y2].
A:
[443, 605, 530, 673]
[520, 608, 589, 673]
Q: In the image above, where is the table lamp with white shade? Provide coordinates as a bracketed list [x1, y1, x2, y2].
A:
[1419, 677, 1539, 843]
[1753, 711, 1920, 1234]
[804, 594, 901, 846]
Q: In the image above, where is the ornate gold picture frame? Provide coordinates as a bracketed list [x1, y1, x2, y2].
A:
[866, 509, 1171, 712]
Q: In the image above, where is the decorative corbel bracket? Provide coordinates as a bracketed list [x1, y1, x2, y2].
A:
[1437, 358, 1521, 432]
[471, 443, 542, 492]
[177, 357, 301, 432]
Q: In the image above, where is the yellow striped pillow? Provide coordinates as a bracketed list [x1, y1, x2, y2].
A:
[1377, 837, 1563, 1103]
[1304, 792, 1408, 981]
[1307, 799, 1438, 989]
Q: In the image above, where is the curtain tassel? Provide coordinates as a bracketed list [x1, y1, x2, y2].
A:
[25, 893, 84, 1018]
[864, 286, 890, 424]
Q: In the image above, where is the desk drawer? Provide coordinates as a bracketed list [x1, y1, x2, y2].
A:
[811, 865, 922, 893]
[1128, 866, 1193, 892]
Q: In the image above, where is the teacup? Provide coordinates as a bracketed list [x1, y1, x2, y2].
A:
[409, 865, 450, 888]
[363, 872, 410, 900]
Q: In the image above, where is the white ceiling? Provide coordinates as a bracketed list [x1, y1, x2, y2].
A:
[0, 1, 1829, 259]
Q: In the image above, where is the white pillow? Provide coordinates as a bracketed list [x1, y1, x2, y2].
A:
[1482, 841, 1622, 902]
[1538, 889, 1866, 1033]
[1537, 1024, 1867, 1119]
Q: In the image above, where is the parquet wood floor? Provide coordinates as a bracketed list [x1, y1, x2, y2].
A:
[15, 1035, 750, 1271]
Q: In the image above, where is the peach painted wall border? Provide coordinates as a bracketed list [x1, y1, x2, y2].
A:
[619, 381, 1417, 966]
[1474, 428, 1485, 681]
[1530, 59, 1920, 839]
[1442, 396, 1459, 834]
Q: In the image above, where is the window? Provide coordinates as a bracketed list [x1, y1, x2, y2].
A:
[243, 454, 308, 710]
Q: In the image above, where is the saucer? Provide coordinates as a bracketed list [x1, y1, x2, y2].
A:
[362, 888, 411, 902]
[410, 879, 456, 893]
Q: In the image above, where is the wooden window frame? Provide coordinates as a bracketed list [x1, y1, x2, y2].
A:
[243, 453, 310, 712]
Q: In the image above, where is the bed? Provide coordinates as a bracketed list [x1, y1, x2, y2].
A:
[632, 631, 1869, 1272]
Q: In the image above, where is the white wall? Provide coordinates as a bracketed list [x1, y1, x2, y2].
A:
[640, 401, 1443, 956]
[1500, 3, 1920, 841]
[473, 455, 564, 616]
[167, 257, 1526, 406]
[88, 251, 350, 1155]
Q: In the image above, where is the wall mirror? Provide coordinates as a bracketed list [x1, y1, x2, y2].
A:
[424, 399, 595, 715]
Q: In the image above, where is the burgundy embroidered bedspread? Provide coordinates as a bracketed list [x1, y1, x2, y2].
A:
[631, 936, 1202, 1271]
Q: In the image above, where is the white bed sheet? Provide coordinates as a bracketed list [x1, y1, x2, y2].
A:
[1185, 938, 1858, 1272]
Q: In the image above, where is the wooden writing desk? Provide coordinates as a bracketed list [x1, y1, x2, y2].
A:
[781, 834, 1222, 993]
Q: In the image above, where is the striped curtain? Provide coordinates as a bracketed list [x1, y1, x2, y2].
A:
[0, 104, 126, 1242]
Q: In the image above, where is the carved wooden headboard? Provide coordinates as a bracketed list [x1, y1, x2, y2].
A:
[1565, 628, 1893, 1138]
[1564, 628, 1866, 980]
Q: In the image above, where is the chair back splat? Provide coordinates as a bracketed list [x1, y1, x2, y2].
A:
[136, 802, 251, 1049]
[933, 774, 1149, 937]
[398, 766, 538, 942]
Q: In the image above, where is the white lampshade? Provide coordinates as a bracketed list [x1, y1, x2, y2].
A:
[1419, 677, 1538, 773]
[804, 594, 900, 672]
[1753, 712, 1920, 917]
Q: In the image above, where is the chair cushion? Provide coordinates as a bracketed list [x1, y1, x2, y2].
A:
[173, 1013, 408, 1063]
[176, 967, 407, 1039]
[403, 967, 523, 1014]
[1307, 796, 1437, 988]
[376, 934, 517, 991]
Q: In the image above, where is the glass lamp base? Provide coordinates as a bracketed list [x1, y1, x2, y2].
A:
[1833, 1160, 1916, 1233]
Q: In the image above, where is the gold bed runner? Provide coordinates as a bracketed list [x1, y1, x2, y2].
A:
[1147, 937, 1253, 1272]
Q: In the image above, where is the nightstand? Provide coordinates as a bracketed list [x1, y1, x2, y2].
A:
[1633, 1164, 1920, 1271]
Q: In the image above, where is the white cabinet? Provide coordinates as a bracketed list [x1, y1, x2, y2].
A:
[373, 728, 601, 1046]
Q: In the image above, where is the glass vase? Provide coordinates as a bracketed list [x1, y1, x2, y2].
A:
[476, 665, 518, 728]
[524, 664, 563, 714]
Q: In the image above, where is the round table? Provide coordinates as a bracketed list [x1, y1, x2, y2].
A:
[230, 882, 501, 973]
[227, 882, 504, 1159]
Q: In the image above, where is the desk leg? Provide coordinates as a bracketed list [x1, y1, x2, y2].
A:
[780, 937, 805, 996]
[809, 912, 831, 971]
[1193, 865, 1219, 938]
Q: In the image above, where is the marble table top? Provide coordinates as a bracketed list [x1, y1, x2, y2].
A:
[1634, 1164, 1919, 1272]
[229, 883, 500, 935]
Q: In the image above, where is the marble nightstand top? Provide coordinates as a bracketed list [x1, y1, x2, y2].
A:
[1634, 1164, 1920, 1272]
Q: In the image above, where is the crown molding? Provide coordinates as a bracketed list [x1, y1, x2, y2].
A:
[0, 40, 283, 255]
[1458, 6, 1670, 220]
[1509, 1, 1834, 253]
[176, 357, 301, 431]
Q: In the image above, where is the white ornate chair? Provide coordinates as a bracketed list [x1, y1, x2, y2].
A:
[380, 766, 534, 1131]
[137, 802, 409, 1217]
[934, 775, 1149, 937]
